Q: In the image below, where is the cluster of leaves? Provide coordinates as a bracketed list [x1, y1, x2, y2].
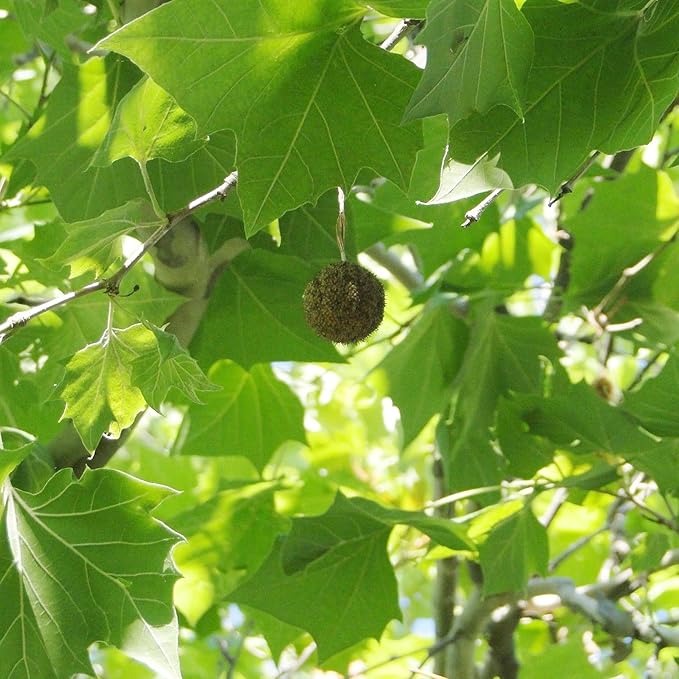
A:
[0, 1, 678, 678]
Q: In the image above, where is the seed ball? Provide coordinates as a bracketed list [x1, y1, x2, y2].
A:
[303, 261, 385, 344]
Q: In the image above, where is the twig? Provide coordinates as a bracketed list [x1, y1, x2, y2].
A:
[543, 229, 573, 322]
[461, 189, 503, 228]
[0, 171, 239, 345]
[549, 527, 607, 572]
[336, 186, 347, 261]
[539, 487, 569, 528]
[590, 229, 679, 330]
[548, 151, 600, 206]
[380, 19, 423, 51]
[625, 348, 665, 392]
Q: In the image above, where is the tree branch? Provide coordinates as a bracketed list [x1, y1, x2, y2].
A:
[461, 188, 503, 227]
[548, 151, 600, 206]
[365, 242, 423, 290]
[380, 18, 423, 51]
[0, 171, 239, 345]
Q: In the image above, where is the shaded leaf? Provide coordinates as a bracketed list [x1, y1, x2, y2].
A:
[190, 250, 342, 369]
[176, 360, 305, 470]
[448, 1, 679, 193]
[479, 504, 548, 595]
[406, 0, 533, 125]
[377, 301, 469, 445]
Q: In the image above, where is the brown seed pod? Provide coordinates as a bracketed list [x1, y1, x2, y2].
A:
[303, 261, 385, 344]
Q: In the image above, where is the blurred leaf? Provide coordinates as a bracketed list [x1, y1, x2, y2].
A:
[377, 301, 469, 445]
[623, 352, 679, 437]
[0, 469, 181, 679]
[479, 504, 548, 595]
[172, 482, 286, 626]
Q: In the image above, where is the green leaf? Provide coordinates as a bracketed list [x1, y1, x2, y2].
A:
[230, 493, 402, 661]
[3, 57, 146, 221]
[58, 324, 148, 452]
[624, 353, 679, 436]
[406, 0, 534, 125]
[0, 468, 182, 679]
[441, 312, 561, 491]
[45, 200, 164, 278]
[479, 504, 548, 595]
[282, 493, 473, 574]
[564, 167, 679, 303]
[448, 1, 679, 193]
[129, 322, 218, 412]
[171, 482, 287, 625]
[423, 153, 514, 205]
[92, 76, 204, 166]
[278, 189, 357, 266]
[369, 1, 428, 18]
[12, 0, 97, 57]
[99, 1, 422, 234]
[59, 322, 217, 451]
[176, 360, 305, 470]
[190, 250, 342, 369]
[0, 440, 33, 487]
[376, 301, 469, 445]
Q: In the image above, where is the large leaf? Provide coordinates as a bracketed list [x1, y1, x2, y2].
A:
[478, 504, 548, 595]
[99, 0, 423, 234]
[376, 301, 469, 445]
[229, 492, 402, 661]
[190, 250, 342, 369]
[405, 0, 534, 126]
[176, 360, 305, 470]
[0, 469, 182, 679]
[447, 0, 679, 193]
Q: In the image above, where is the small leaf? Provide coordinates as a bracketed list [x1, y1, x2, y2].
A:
[92, 76, 204, 167]
[45, 200, 163, 278]
[59, 325, 148, 452]
[479, 505, 548, 595]
[130, 322, 219, 412]
[423, 153, 513, 205]
[0, 468, 182, 679]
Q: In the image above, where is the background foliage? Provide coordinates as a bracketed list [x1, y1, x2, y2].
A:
[0, 1, 678, 678]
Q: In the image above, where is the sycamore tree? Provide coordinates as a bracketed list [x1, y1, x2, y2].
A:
[1, 1, 678, 678]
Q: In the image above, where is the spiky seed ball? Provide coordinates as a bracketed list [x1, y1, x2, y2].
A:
[303, 261, 385, 344]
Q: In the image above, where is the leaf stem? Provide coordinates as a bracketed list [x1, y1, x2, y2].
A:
[138, 161, 164, 219]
